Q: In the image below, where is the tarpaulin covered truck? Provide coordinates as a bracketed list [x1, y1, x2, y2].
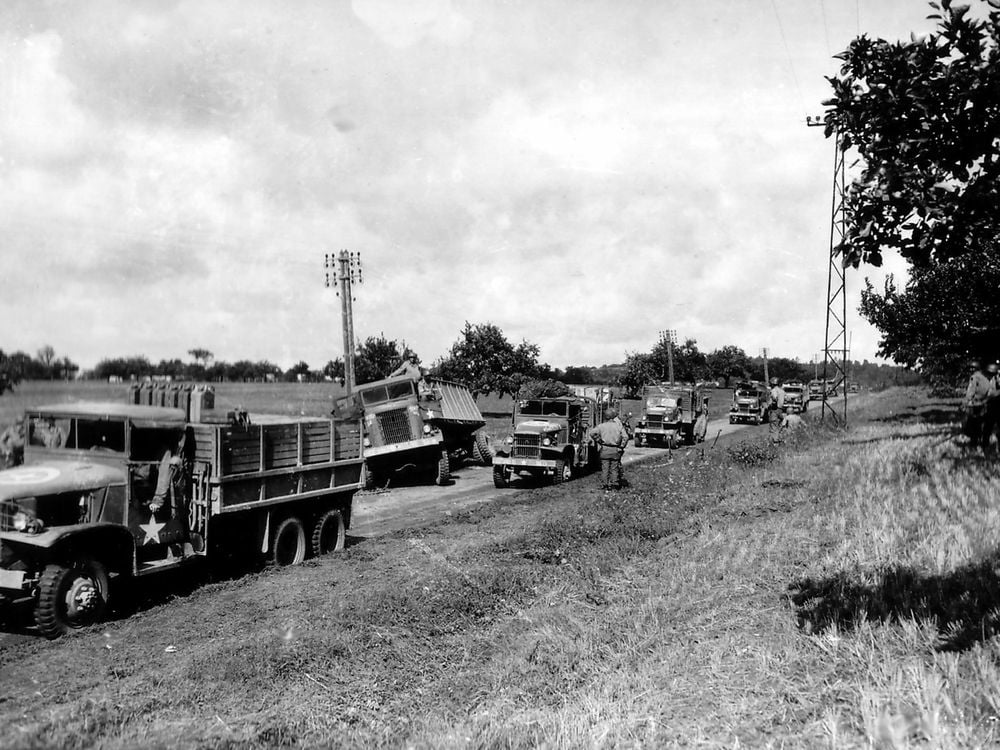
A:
[0, 397, 362, 638]
[338, 363, 490, 489]
[633, 385, 709, 448]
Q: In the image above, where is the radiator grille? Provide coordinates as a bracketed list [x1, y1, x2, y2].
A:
[646, 415, 664, 428]
[376, 408, 414, 445]
[513, 434, 540, 458]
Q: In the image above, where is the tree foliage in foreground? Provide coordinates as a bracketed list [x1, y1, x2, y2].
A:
[824, 0, 1000, 377]
[353, 335, 421, 385]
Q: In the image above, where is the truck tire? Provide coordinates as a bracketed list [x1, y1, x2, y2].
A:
[311, 509, 346, 556]
[36, 559, 110, 640]
[552, 459, 570, 485]
[493, 465, 511, 488]
[271, 516, 306, 566]
[474, 433, 493, 466]
[435, 451, 451, 486]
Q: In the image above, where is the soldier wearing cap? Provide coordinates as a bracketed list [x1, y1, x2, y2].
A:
[768, 377, 786, 442]
[589, 408, 630, 490]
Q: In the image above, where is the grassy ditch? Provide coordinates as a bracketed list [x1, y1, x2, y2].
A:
[3, 388, 1000, 748]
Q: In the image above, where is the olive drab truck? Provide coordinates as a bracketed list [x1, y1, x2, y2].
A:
[0, 391, 362, 639]
[633, 385, 709, 449]
[339, 363, 491, 489]
[729, 381, 769, 425]
[491, 395, 600, 487]
[782, 382, 808, 414]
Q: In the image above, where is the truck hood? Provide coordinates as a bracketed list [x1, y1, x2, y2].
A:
[514, 419, 563, 435]
[0, 461, 125, 501]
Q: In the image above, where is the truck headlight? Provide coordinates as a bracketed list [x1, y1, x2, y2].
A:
[12, 511, 42, 534]
[504, 436, 514, 445]
[363, 437, 372, 448]
[541, 437, 552, 446]
[423, 424, 431, 434]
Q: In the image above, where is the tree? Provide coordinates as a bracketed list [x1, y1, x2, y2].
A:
[36, 345, 55, 367]
[823, 0, 1000, 377]
[432, 322, 541, 397]
[562, 366, 594, 385]
[517, 379, 571, 399]
[322, 359, 345, 382]
[0, 350, 21, 395]
[353, 335, 421, 385]
[92, 356, 153, 380]
[616, 352, 654, 398]
[649, 337, 708, 384]
[859, 246, 1000, 384]
[188, 348, 214, 366]
[706, 345, 751, 387]
[284, 361, 313, 382]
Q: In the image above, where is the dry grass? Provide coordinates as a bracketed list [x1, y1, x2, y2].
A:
[3, 387, 1000, 748]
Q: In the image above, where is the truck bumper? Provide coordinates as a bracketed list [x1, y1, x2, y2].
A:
[0, 569, 29, 593]
[365, 436, 443, 459]
[493, 456, 558, 470]
[634, 427, 678, 438]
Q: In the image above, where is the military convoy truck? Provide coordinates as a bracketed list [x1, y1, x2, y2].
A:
[633, 385, 708, 448]
[729, 382, 769, 424]
[492, 395, 600, 487]
[339, 363, 491, 488]
[783, 382, 808, 414]
[0, 398, 362, 638]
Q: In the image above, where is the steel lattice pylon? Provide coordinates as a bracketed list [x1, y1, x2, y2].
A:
[821, 134, 849, 425]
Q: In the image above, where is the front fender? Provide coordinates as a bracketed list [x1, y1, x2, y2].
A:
[1, 523, 136, 575]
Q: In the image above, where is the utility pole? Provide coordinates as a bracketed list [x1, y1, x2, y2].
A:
[324, 250, 363, 393]
[660, 329, 677, 385]
[762, 347, 770, 384]
[807, 114, 849, 425]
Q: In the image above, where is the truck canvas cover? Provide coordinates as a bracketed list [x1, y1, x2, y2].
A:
[0, 461, 125, 502]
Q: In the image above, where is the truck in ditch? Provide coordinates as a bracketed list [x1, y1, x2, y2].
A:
[491, 395, 600, 487]
[339, 363, 491, 489]
[729, 381, 769, 425]
[633, 385, 709, 448]
[782, 382, 808, 414]
[0, 397, 362, 638]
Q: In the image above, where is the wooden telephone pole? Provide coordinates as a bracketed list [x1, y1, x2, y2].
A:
[324, 251, 363, 393]
[762, 347, 770, 384]
[660, 329, 677, 385]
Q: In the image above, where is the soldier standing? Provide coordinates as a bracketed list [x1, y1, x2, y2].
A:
[768, 377, 786, 443]
[589, 409, 629, 490]
[965, 359, 994, 454]
[986, 361, 1000, 457]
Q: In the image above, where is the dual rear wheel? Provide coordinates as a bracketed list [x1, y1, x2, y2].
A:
[270, 510, 347, 567]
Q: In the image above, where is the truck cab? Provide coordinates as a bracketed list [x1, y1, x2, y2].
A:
[492, 396, 599, 487]
[343, 363, 490, 488]
[782, 382, 808, 414]
[633, 385, 708, 448]
[729, 382, 768, 425]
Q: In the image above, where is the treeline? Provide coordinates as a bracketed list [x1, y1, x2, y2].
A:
[3, 323, 922, 398]
[0, 346, 79, 394]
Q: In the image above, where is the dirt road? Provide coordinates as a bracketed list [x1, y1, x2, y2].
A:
[350, 413, 756, 538]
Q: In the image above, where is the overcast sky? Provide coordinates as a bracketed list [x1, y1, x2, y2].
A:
[0, 0, 935, 371]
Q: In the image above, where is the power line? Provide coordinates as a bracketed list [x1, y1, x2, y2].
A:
[818, 0, 832, 57]
[770, 0, 808, 116]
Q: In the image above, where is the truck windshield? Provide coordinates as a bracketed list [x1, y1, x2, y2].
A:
[28, 416, 125, 453]
[736, 390, 757, 399]
[648, 397, 678, 408]
[360, 381, 415, 406]
[519, 401, 568, 417]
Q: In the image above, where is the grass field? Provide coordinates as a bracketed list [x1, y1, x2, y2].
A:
[3, 387, 1000, 747]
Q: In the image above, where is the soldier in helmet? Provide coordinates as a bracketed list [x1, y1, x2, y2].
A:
[589, 408, 630, 490]
[768, 377, 786, 443]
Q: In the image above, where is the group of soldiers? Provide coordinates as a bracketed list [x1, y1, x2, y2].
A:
[965, 358, 1000, 455]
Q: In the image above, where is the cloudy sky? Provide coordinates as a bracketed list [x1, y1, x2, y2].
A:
[1, 0, 935, 371]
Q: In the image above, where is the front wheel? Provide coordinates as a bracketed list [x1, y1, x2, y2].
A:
[435, 451, 451, 486]
[311, 509, 346, 556]
[474, 433, 493, 466]
[493, 464, 511, 488]
[36, 559, 110, 640]
[552, 459, 571, 485]
[272, 516, 307, 566]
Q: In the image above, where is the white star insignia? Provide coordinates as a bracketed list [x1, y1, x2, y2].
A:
[139, 516, 166, 545]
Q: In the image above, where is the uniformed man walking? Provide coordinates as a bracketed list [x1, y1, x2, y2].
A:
[768, 377, 786, 443]
[590, 409, 630, 490]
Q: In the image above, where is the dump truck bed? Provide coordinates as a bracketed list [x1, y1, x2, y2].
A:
[428, 378, 486, 427]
